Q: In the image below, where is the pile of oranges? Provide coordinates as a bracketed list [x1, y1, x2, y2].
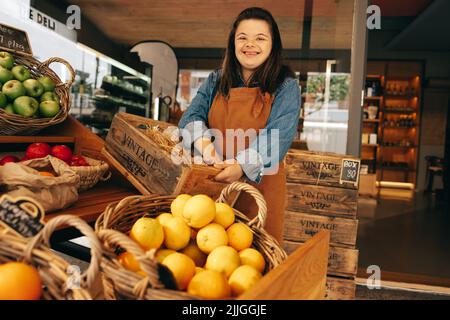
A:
[119, 193, 267, 299]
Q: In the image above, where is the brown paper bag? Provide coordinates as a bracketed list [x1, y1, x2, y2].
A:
[0, 155, 80, 212]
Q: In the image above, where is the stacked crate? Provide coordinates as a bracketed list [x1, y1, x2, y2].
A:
[283, 149, 361, 300]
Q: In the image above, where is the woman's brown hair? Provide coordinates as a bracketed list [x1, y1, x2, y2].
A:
[218, 7, 295, 96]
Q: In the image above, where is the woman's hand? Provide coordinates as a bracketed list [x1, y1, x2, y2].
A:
[214, 163, 244, 183]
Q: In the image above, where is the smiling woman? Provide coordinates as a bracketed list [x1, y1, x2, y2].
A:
[178, 7, 301, 242]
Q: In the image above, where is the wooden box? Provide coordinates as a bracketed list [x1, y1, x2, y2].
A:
[104, 112, 232, 198]
[284, 240, 358, 277]
[284, 211, 358, 247]
[287, 183, 358, 218]
[325, 277, 356, 300]
[285, 149, 361, 189]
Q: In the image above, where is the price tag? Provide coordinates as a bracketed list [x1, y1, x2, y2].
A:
[339, 158, 361, 187]
[0, 195, 45, 238]
[0, 23, 33, 56]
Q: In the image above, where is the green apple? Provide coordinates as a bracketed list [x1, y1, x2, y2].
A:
[38, 76, 56, 92]
[2, 80, 25, 100]
[0, 66, 14, 84]
[40, 91, 59, 103]
[3, 103, 15, 115]
[0, 92, 6, 108]
[0, 52, 14, 70]
[39, 100, 60, 118]
[11, 65, 31, 82]
[13, 96, 39, 117]
[23, 79, 44, 97]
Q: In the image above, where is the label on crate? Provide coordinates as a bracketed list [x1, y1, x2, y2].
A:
[0, 195, 45, 238]
[340, 159, 361, 187]
[0, 23, 33, 55]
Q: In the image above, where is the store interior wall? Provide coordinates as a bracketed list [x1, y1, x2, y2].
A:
[367, 17, 450, 192]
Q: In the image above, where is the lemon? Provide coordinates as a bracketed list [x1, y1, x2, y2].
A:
[195, 267, 205, 274]
[213, 203, 235, 229]
[162, 216, 191, 250]
[205, 246, 240, 278]
[228, 265, 262, 296]
[182, 194, 216, 228]
[227, 223, 253, 251]
[239, 248, 266, 273]
[187, 270, 231, 299]
[181, 242, 207, 267]
[162, 252, 196, 290]
[196, 223, 228, 254]
[129, 217, 164, 251]
[155, 248, 176, 263]
[157, 213, 173, 226]
[171, 194, 191, 218]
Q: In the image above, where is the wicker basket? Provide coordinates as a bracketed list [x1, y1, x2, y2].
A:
[71, 156, 111, 192]
[95, 181, 288, 300]
[0, 215, 102, 300]
[0, 52, 75, 136]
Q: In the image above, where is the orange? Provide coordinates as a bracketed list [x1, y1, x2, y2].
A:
[118, 251, 142, 273]
[187, 270, 231, 299]
[38, 171, 55, 177]
[0, 262, 42, 300]
[129, 217, 164, 251]
[227, 223, 253, 251]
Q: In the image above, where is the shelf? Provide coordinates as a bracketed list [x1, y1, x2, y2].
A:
[367, 74, 383, 79]
[362, 144, 379, 148]
[0, 136, 76, 144]
[364, 96, 382, 100]
[381, 166, 414, 171]
[384, 95, 417, 100]
[101, 81, 148, 103]
[383, 126, 418, 129]
[383, 110, 417, 114]
[363, 119, 380, 123]
[381, 145, 418, 149]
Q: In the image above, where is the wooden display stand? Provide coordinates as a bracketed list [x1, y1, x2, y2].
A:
[283, 149, 360, 300]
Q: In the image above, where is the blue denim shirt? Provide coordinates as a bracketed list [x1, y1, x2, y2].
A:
[178, 69, 301, 183]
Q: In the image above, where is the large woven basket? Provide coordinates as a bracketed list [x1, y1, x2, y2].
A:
[0, 51, 75, 136]
[71, 156, 111, 192]
[0, 215, 102, 300]
[95, 181, 288, 300]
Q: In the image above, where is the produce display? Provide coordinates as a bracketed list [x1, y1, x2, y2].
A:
[117, 193, 267, 299]
[0, 51, 60, 118]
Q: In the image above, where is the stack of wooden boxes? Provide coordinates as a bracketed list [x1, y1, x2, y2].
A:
[283, 149, 360, 300]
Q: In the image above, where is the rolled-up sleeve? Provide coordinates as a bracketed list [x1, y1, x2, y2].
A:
[178, 71, 217, 149]
[236, 78, 301, 183]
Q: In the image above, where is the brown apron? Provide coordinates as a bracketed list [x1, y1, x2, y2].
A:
[208, 87, 286, 243]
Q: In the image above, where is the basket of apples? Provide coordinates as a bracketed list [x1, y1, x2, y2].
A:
[0, 50, 75, 135]
[20, 143, 111, 192]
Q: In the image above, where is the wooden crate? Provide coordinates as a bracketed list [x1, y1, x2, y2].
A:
[284, 240, 358, 277]
[285, 149, 361, 189]
[239, 230, 331, 300]
[325, 276, 356, 300]
[284, 211, 358, 246]
[286, 183, 358, 218]
[104, 112, 233, 198]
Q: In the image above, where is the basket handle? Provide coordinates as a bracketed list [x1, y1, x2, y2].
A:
[217, 181, 267, 229]
[96, 229, 163, 289]
[100, 171, 112, 182]
[39, 57, 76, 89]
[24, 215, 102, 290]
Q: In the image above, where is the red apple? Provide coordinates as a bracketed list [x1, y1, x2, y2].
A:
[0, 155, 19, 165]
[51, 145, 73, 163]
[26, 143, 51, 159]
[20, 155, 30, 162]
[70, 155, 89, 166]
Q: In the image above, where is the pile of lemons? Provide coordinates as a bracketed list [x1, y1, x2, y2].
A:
[118, 194, 266, 299]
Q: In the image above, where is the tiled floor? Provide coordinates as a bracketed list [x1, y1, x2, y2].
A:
[357, 192, 450, 282]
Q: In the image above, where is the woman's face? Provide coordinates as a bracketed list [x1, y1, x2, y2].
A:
[234, 19, 272, 75]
